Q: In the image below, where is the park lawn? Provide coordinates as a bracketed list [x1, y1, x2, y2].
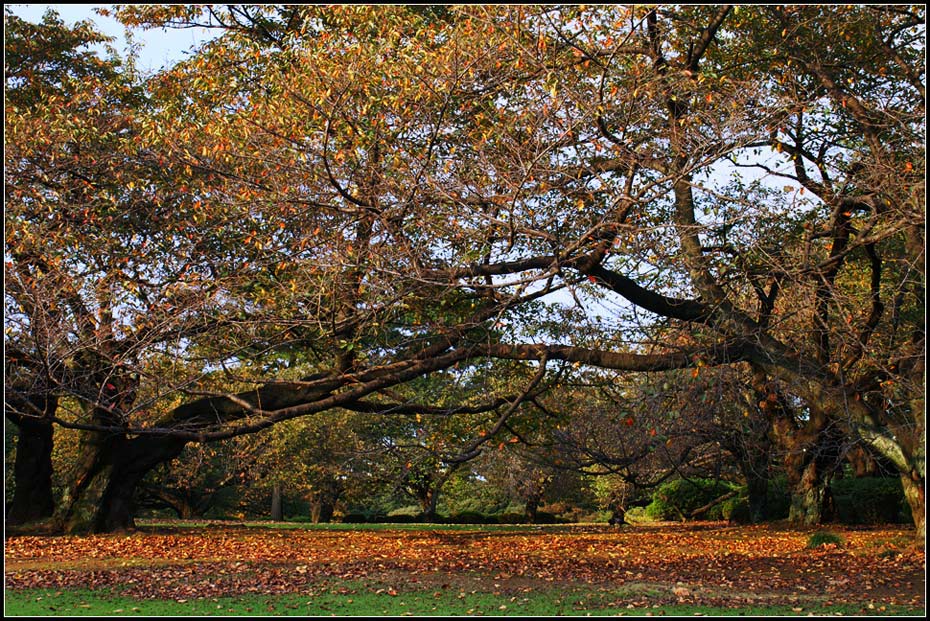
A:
[5, 522, 925, 617]
[4, 585, 923, 617]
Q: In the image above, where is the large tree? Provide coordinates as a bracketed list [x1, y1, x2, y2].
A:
[6, 5, 923, 536]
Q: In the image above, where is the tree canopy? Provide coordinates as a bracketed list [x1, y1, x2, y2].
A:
[4, 5, 925, 536]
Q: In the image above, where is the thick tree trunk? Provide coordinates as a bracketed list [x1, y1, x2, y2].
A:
[901, 474, 925, 540]
[746, 473, 769, 524]
[524, 496, 540, 523]
[58, 433, 113, 533]
[418, 489, 439, 522]
[271, 481, 284, 521]
[309, 483, 340, 524]
[94, 469, 137, 533]
[310, 498, 336, 524]
[91, 435, 187, 533]
[770, 393, 841, 527]
[788, 458, 835, 525]
[6, 415, 56, 525]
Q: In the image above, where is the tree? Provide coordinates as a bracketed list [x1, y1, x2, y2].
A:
[5, 8, 139, 527]
[7, 5, 922, 537]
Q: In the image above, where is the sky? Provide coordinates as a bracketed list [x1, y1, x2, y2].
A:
[5, 4, 213, 73]
[5, 4, 808, 332]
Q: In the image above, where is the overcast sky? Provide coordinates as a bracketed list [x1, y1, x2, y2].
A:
[5, 4, 212, 73]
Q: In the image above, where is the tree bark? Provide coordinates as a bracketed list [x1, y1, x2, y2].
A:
[745, 473, 769, 524]
[788, 458, 835, 525]
[310, 497, 335, 524]
[901, 474, 925, 540]
[418, 488, 439, 522]
[91, 435, 187, 533]
[6, 414, 56, 525]
[524, 496, 540, 523]
[271, 481, 284, 521]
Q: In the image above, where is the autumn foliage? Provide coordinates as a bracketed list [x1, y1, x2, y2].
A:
[4, 523, 924, 610]
[4, 4, 925, 545]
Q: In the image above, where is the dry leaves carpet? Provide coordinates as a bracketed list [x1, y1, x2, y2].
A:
[4, 522, 925, 609]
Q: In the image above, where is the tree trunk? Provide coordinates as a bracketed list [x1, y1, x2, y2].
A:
[58, 433, 114, 533]
[311, 497, 336, 524]
[524, 496, 540, 523]
[137, 485, 199, 519]
[746, 472, 769, 524]
[901, 474, 925, 540]
[788, 458, 834, 525]
[91, 435, 187, 533]
[271, 481, 284, 521]
[94, 467, 137, 533]
[6, 415, 56, 526]
[418, 489, 439, 522]
[310, 489, 338, 524]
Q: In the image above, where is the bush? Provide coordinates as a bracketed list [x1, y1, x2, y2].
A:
[717, 476, 790, 523]
[645, 478, 740, 521]
[342, 510, 387, 523]
[496, 512, 526, 524]
[807, 531, 844, 549]
[443, 511, 493, 524]
[720, 496, 751, 523]
[588, 510, 614, 524]
[531, 511, 561, 524]
[381, 506, 424, 522]
[831, 477, 910, 525]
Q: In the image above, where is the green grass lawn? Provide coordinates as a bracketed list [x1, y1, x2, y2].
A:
[5, 584, 919, 617]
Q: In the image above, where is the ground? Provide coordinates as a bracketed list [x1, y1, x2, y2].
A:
[4, 520, 925, 616]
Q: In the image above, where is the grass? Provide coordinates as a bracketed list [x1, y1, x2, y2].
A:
[807, 530, 844, 549]
[5, 585, 921, 617]
[6, 521, 923, 617]
[135, 518, 577, 532]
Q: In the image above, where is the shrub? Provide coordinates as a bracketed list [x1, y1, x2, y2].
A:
[807, 531, 844, 549]
[717, 476, 790, 523]
[342, 509, 388, 523]
[555, 506, 590, 523]
[387, 505, 423, 518]
[496, 512, 526, 524]
[720, 496, 752, 523]
[588, 510, 614, 524]
[381, 506, 425, 522]
[645, 478, 740, 521]
[443, 511, 491, 524]
[531, 511, 560, 524]
[830, 477, 910, 525]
